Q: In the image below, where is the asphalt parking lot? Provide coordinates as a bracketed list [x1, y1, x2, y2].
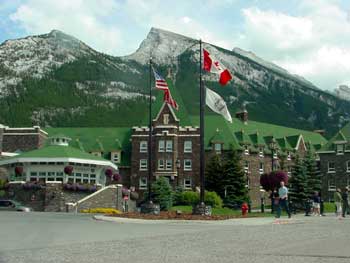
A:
[0, 212, 349, 263]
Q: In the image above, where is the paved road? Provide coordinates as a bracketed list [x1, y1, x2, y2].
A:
[0, 212, 349, 263]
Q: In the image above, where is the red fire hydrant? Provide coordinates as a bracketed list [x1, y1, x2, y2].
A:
[241, 202, 248, 216]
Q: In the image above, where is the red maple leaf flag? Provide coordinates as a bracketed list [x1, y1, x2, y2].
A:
[203, 48, 233, 86]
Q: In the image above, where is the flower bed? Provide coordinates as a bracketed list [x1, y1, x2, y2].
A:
[81, 208, 122, 214]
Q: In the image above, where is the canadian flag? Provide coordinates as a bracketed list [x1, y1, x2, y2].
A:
[203, 48, 232, 86]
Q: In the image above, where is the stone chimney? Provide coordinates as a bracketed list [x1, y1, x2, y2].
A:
[313, 130, 325, 137]
[235, 107, 248, 124]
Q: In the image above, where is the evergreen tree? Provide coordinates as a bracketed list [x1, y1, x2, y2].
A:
[289, 155, 308, 208]
[150, 177, 173, 211]
[222, 148, 249, 207]
[205, 154, 225, 198]
[304, 152, 322, 197]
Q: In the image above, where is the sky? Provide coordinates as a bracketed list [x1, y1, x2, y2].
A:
[0, 0, 350, 91]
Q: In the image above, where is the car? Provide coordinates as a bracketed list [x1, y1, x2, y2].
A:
[0, 200, 32, 212]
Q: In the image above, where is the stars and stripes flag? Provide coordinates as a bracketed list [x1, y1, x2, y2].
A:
[153, 67, 169, 91]
[152, 67, 179, 110]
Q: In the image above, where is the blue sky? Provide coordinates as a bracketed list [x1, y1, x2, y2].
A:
[1, 0, 350, 91]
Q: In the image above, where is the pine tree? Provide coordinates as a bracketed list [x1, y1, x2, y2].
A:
[150, 177, 173, 211]
[289, 155, 308, 208]
[222, 148, 249, 207]
[205, 154, 225, 198]
[304, 151, 322, 197]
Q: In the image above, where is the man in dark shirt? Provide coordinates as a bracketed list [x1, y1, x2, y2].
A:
[342, 187, 349, 218]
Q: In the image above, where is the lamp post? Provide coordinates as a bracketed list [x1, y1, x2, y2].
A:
[269, 138, 277, 214]
[176, 159, 181, 186]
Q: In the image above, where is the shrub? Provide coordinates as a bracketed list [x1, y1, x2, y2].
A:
[182, 191, 199, 206]
[204, 191, 223, 208]
[173, 187, 184, 205]
[80, 208, 122, 214]
[178, 191, 223, 208]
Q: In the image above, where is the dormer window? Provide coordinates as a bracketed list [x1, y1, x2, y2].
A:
[287, 151, 291, 160]
[244, 145, 249, 155]
[273, 151, 278, 159]
[336, 144, 344, 155]
[259, 147, 264, 157]
[244, 161, 250, 174]
[215, 143, 222, 154]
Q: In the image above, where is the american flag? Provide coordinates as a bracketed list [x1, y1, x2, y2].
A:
[153, 68, 169, 91]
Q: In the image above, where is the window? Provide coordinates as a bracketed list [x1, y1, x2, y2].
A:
[158, 159, 165, 170]
[166, 159, 173, 170]
[244, 145, 249, 155]
[91, 152, 102, 157]
[75, 173, 82, 183]
[259, 147, 264, 157]
[336, 144, 344, 155]
[245, 177, 250, 188]
[30, 172, 38, 182]
[184, 178, 192, 189]
[158, 140, 165, 152]
[56, 172, 64, 182]
[139, 177, 147, 190]
[140, 141, 148, 153]
[163, 114, 169, 124]
[184, 159, 192, 171]
[166, 140, 173, 152]
[328, 177, 336, 191]
[215, 143, 222, 153]
[287, 151, 291, 160]
[244, 161, 250, 174]
[47, 172, 55, 181]
[83, 174, 89, 184]
[273, 151, 278, 159]
[139, 159, 148, 171]
[184, 141, 192, 153]
[328, 162, 335, 173]
[287, 166, 292, 177]
[347, 161, 350, 172]
[259, 162, 264, 174]
[38, 172, 46, 182]
[111, 152, 120, 163]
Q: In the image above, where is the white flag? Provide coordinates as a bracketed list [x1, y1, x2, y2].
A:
[206, 88, 232, 123]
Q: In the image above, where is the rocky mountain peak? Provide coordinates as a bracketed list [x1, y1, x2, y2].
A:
[124, 27, 197, 65]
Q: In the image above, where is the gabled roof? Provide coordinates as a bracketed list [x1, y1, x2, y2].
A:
[319, 123, 350, 152]
[210, 129, 225, 143]
[249, 132, 265, 146]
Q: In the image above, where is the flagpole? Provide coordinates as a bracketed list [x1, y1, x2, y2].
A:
[199, 39, 205, 205]
[148, 57, 152, 202]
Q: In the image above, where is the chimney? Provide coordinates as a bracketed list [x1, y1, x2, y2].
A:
[235, 110, 248, 124]
[313, 130, 325, 137]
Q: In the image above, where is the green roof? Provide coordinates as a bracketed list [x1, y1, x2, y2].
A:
[190, 115, 326, 151]
[44, 127, 132, 166]
[319, 123, 350, 152]
[9, 145, 108, 161]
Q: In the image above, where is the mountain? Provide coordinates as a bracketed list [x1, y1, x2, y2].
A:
[0, 27, 349, 137]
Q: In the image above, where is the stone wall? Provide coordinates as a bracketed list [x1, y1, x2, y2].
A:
[319, 152, 350, 201]
[2, 126, 47, 152]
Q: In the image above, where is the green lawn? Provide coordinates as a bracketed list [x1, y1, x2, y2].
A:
[170, 206, 276, 217]
[323, 202, 335, 213]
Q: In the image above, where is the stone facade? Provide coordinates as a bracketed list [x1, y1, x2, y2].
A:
[319, 152, 350, 201]
[130, 103, 200, 197]
[5, 182, 136, 212]
[2, 126, 47, 153]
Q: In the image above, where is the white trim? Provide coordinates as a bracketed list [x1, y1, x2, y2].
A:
[154, 125, 178, 129]
[154, 171, 177, 175]
[153, 102, 179, 122]
[1, 152, 19, 157]
[3, 133, 41, 136]
[295, 135, 306, 150]
[155, 133, 177, 137]
[8, 181, 26, 184]
[0, 157, 118, 170]
[179, 127, 198, 131]
[178, 134, 200, 137]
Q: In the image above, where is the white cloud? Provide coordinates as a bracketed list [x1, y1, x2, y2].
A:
[237, 1, 350, 90]
[9, 0, 122, 55]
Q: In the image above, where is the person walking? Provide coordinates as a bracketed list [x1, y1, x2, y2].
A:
[342, 187, 349, 218]
[334, 188, 342, 219]
[277, 181, 291, 218]
[312, 191, 321, 216]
